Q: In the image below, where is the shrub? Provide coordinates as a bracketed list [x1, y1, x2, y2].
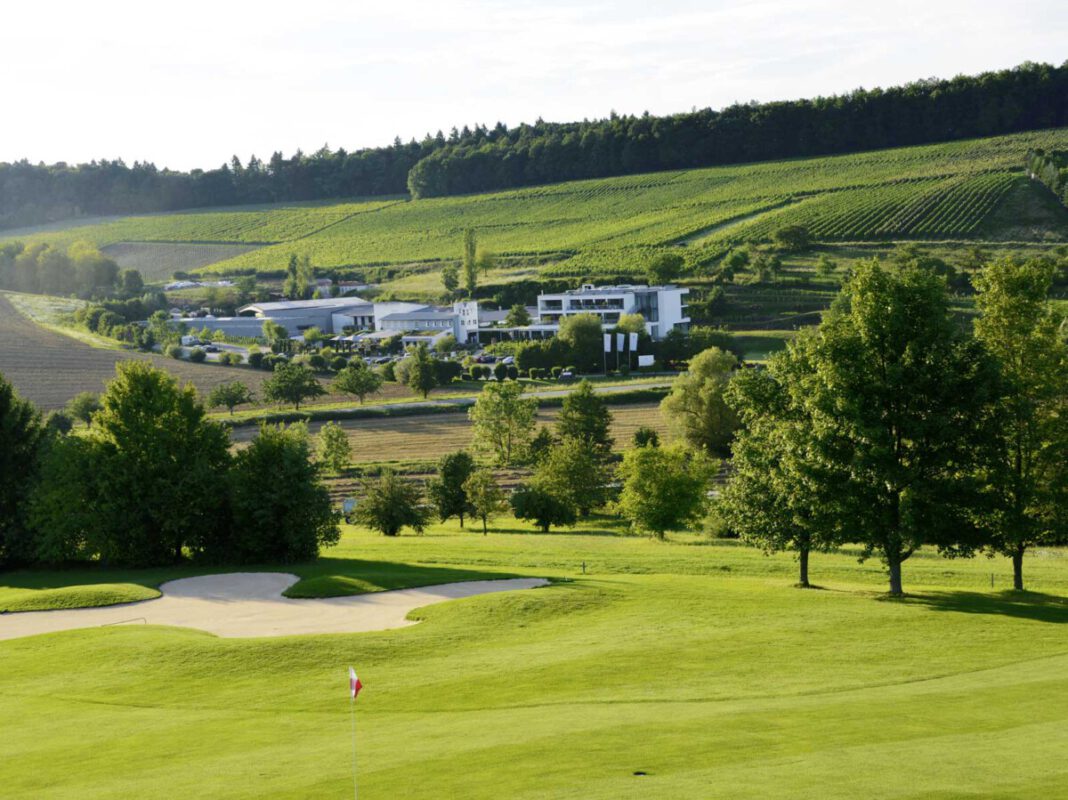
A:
[527, 367, 543, 380]
[188, 347, 207, 363]
[308, 353, 327, 370]
[507, 365, 519, 380]
[330, 356, 348, 371]
[493, 362, 509, 381]
[551, 366, 563, 379]
[378, 361, 396, 382]
[165, 344, 183, 359]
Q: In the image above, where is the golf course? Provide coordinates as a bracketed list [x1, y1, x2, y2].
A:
[4, 518, 1068, 799]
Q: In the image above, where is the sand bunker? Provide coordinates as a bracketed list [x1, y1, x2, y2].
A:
[0, 573, 549, 641]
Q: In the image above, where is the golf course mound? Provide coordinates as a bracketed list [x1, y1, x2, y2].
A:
[0, 572, 549, 641]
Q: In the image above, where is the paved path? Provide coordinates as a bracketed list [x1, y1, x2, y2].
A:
[0, 573, 549, 640]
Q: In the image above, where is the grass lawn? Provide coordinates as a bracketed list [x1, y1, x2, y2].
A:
[4, 518, 1068, 798]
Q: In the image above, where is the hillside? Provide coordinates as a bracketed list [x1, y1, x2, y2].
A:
[6, 128, 1068, 290]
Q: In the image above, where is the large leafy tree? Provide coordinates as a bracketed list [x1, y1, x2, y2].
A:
[332, 363, 383, 404]
[660, 346, 739, 455]
[33, 361, 231, 566]
[469, 380, 537, 466]
[316, 421, 351, 474]
[557, 313, 603, 372]
[511, 485, 576, 533]
[405, 343, 439, 399]
[262, 362, 325, 409]
[616, 445, 713, 539]
[556, 379, 613, 455]
[462, 468, 507, 535]
[721, 338, 837, 587]
[428, 450, 476, 528]
[356, 471, 429, 536]
[220, 422, 339, 563]
[0, 374, 44, 566]
[799, 260, 1001, 595]
[206, 381, 254, 415]
[973, 257, 1068, 590]
[533, 437, 608, 517]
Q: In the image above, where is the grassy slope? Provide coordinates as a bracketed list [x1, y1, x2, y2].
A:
[4, 521, 1068, 798]
[5, 130, 1068, 283]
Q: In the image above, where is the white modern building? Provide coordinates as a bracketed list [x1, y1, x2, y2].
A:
[536, 284, 689, 340]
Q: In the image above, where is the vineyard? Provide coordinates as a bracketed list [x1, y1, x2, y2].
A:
[3, 129, 1068, 283]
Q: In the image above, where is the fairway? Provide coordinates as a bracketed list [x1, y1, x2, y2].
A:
[4, 522, 1068, 798]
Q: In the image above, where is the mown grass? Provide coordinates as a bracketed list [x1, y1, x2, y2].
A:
[4, 519, 1068, 798]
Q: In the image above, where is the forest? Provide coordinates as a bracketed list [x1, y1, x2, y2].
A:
[2, 61, 1067, 230]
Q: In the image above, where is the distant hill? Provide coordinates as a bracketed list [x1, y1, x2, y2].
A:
[2, 62, 1067, 230]
[6, 128, 1068, 284]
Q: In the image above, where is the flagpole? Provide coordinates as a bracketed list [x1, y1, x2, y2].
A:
[350, 697, 359, 800]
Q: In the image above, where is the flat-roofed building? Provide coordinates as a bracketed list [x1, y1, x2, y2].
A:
[536, 284, 689, 340]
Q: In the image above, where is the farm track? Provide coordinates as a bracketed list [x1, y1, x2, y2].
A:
[0, 295, 272, 409]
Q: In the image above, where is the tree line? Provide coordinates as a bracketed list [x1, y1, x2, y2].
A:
[1027, 147, 1068, 207]
[4, 62, 1067, 228]
[0, 361, 338, 569]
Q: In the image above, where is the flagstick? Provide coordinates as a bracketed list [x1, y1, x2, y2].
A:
[349, 697, 359, 800]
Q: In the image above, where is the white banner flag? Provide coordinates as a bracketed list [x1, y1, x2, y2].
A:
[603, 333, 612, 353]
[629, 332, 638, 350]
[616, 333, 625, 351]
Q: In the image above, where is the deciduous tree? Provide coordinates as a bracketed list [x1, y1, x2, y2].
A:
[469, 380, 537, 466]
[660, 347, 738, 455]
[463, 468, 507, 534]
[262, 362, 325, 409]
[428, 450, 476, 527]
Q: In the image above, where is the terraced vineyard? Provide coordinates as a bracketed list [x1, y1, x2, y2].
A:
[4, 129, 1068, 282]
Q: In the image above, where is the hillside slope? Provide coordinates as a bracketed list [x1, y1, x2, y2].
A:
[5, 129, 1068, 283]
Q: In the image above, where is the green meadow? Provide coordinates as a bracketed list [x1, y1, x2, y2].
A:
[4, 518, 1068, 798]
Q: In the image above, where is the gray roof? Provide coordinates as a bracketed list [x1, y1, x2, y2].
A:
[380, 309, 457, 322]
[238, 297, 369, 314]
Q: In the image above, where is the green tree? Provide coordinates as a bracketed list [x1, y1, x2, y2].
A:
[120, 269, 144, 294]
[557, 313, 603, 373]
[441, 263, 460, 296]
[33, 361, 230, 566]
[616, 445, 713, 539]
[405, 343, 439, 398]
[660, 347, 738, 455]
[511, 485, 576, 533]
[476, 246, 496, 275]
[614, 313, 646, 335]
[332, 363, 383, 404]
[434, 334, 458, 356]
[66, 391, 101, 426]
[794, 260, 1001, 595]
[0, 375, 44, 566]
[462, 228, 478, 296]
[283, 254, 301, 299]
[262, 362, 325, 410]
[317, 421, 351, 474]
[647, 252, 684, 284]
[355, 470, 428, 536]
[973, 257, 1068, 590]
[815, 253, 837, 278]
[469, 380, 537, 465]
[463, 468, 507, 534]
[534, 437, 607, 517]
[505, 304, 532, 327]
[206, 381, 254, 415]
[772, 225, 811, 252]
[428, 450, 476, 527]
[632, 426, 660, 448]
[220, 422, 338, 563]
[556, 379, 613, 455]
[720, 343, 836, 587]
[262, 319, 290, 350]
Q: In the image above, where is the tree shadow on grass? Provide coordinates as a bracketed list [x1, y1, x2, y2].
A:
[286, 558, 520, 597]
[896, 589, 1068, 624]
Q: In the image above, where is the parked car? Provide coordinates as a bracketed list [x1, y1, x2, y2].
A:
[203, 345, 220, 353]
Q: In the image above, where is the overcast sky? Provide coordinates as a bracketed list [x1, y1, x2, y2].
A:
[2, 0, 1066, 170]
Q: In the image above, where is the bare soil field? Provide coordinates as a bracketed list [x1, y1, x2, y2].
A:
[0, 295, 272, 409]
[231, 402, 669, 458]
[102, 241, 263, 281]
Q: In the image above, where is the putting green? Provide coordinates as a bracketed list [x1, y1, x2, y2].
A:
[3, 521, 1068, 798]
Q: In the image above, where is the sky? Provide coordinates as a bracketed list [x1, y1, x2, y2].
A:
[2, 0, 1066, 171]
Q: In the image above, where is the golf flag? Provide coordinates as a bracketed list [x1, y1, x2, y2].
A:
[603, 333, 612, 352]
[629, 332, 638, 350]
[616, 332, 624, 351]
[349, 667, 363, 700]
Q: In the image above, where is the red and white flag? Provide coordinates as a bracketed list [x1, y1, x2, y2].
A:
[349, 667, 363, 700]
